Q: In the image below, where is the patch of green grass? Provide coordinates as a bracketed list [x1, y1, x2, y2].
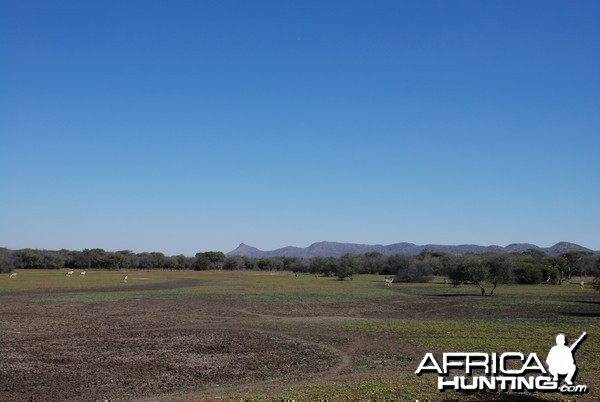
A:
[17, 271, 399, 304]
[345, 319, 585, 350]
[392, 280, 597, 297]
[343, 318, 600, 375]
[33, 289, 183, 303]
[0, 269, 179, 292]
[191, 273, 400, 304]
[4, 270, 600, 400]
[233, 373, 443, 401]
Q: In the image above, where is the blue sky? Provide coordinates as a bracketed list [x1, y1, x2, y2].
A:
[1, 0, 599, 255]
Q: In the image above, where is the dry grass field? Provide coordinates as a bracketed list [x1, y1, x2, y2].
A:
[1, 270, 598, 401]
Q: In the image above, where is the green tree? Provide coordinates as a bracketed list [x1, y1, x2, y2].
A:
[223, 256, 245, 270]
[335, 254, 357, 280]
[281, 257, 298, 271]
[361, 252, 385, 274]
[105, 252, 129, 269]
[446, 254, 488, 295]
[193, 253, 209, 270]
[83, 248, 107, 268]
[243, 257, 257, 270]
[512, 254, 544, 284]
[136, 252, 154, 269]
[204, 252, 226, 269]
[545, 255, 569, 284]
[561, 251, 594, 279]
[416, 250, 446, 275]
[193, 251, 226, 270]
[174, 255, 192, 270]
[14, 249, 44, 269]
[484, 254, 514, 296]
[0, 248, 15, 273]
[593, 256, 600, 291]
[308, 257, 325, 275]
[290, 258, 308, 274]
[386, 254, 413, 277]
[256, 257, 274, 271]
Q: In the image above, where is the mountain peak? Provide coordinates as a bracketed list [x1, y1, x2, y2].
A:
[228, 243, 262, 257]
[548, 242, 592, 254]
[226, 241, 598, 258]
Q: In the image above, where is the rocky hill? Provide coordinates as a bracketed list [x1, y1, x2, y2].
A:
[227, 241, 597, 258]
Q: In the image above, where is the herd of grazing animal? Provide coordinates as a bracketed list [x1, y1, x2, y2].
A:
[4, 271, 590, 290]
[66, 271, 88, 277]
[7, 271, 129, 284]
[66, 271, 128, 283]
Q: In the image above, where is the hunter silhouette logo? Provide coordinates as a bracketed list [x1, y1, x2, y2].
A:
[546, 332, 586, 386]
[415, 332, 588, 394]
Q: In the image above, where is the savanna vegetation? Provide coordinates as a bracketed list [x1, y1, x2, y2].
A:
[1, 269, 599, 401]
[2, 246, 598, 294]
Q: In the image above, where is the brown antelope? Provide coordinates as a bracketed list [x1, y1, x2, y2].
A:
[384, 277, 394, 287]
[9, 272, 17, 279]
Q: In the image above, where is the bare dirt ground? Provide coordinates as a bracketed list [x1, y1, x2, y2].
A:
[1, 276, 599, 401]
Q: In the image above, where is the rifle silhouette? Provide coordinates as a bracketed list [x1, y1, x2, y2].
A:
[569, 332, 587, 352]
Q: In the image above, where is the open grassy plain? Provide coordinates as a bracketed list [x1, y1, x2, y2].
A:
[1, 270, 598, 401]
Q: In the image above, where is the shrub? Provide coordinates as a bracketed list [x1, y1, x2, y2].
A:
[395, 259, 433, 283]
[513, 265, 543, 284]
[540, 265, 560, 282]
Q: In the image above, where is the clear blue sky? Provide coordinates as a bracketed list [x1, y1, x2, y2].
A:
[1, 0, 599, 255]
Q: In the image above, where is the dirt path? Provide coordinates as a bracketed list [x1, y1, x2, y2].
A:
[122, 311, 356, 378]
[135, 325, 356, 402]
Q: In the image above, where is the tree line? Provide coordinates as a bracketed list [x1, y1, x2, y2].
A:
[2, 247, 598, 289]
[0, 248, 222, 272]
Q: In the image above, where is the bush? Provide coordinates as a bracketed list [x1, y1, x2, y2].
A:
[513, 264, 543, 284]
[395, 260, 433, 283]
[540, 265, 560, 282]
[0, 248, 15, 273]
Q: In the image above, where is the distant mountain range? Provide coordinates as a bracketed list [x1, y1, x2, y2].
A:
[227, 241, 598, 258]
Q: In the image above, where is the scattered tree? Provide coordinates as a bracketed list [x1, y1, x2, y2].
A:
[445, 254, 488, 295]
